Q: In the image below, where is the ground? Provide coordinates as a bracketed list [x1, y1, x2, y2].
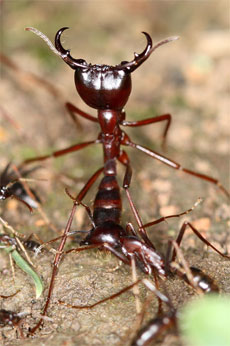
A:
[0, 1, 229, 345]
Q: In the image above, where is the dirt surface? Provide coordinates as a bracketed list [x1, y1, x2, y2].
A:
[0, 1, 229, 345]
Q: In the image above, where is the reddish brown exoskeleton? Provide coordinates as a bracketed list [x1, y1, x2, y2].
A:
[23, 28, 229, 335]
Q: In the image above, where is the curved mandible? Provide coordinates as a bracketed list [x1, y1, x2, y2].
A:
[55, 27, 88, 70]
[116, 33, 179, 72]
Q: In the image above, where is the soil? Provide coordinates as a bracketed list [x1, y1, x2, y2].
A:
[0, 1, 229, 345]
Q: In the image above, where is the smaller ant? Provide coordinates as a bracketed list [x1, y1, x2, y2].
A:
[0, 309, 25, 338]
[131, 279, 178, 346]
[181, 266, 219, 293]
[0, 234, 41, 254]
[131, 271, 219, 346]
[0, 163, 40, 212]
[23, 239, 41, 253]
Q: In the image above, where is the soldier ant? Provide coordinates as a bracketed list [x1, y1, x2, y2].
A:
[0, 163, 40, 212]
[22, 27, 229, 334]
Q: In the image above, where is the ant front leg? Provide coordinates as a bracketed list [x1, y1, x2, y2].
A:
[29, 167, 103, 334]
[121, 112, 171, 149]
[22, 139, 100, 165]
[65, 102, 98, 127]
[123, 139, 230, 198]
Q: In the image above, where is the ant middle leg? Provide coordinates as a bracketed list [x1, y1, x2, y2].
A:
[22, 139, 100, 165]
[119, 150, 202, 245]
[121, 112, 171, 149]
[124, 139, 229, 198]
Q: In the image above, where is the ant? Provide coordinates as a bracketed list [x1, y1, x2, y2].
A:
[131, 270, 220, 345]
[23, 27, 229, 334]
[0, 234, 41, 254]
[0, 309, 25, 338]
[0, 163, 40, 212]
[130, 279, 181, 346]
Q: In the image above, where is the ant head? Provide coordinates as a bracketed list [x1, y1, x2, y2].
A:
[0, 186, 7, 200]
[55, 28, 179, 110]
[74, 65, 132, 110]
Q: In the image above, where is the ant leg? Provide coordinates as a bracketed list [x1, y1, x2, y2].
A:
[35, 200, 95, 255]
[142, 198, 202, 229]
[171, 221, 230, 263]
[11, 195, 33, 213]
[58, 279, 142, 309]
[0, 290, 20, 299]
[119, 150, 200, 245]
[22, 139, 100, 165]
[118, 150, 152, 244]
[169, 240, 219, 293]
[124, 139, 229, 198]
[65, 102, 98, 127]
[119, 151, 202, 247]
[121, 113, 171, 149]
[58, 274, 176, 345]
[118, 150, 154, 247]
[131, 256, 142, 313]
[65, 189, 95, 228]
[66, 243, 129, 265]
[29, 167, 103, 334]
[132, 279, 176, 346]
[16, 322, 25, 339]
[0, 162, 11, 183]
[170, 240, 202, 293]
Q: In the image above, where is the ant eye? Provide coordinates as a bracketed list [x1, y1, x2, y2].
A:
[76, 59, 87, 66]
[120, 61, 129, 65]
